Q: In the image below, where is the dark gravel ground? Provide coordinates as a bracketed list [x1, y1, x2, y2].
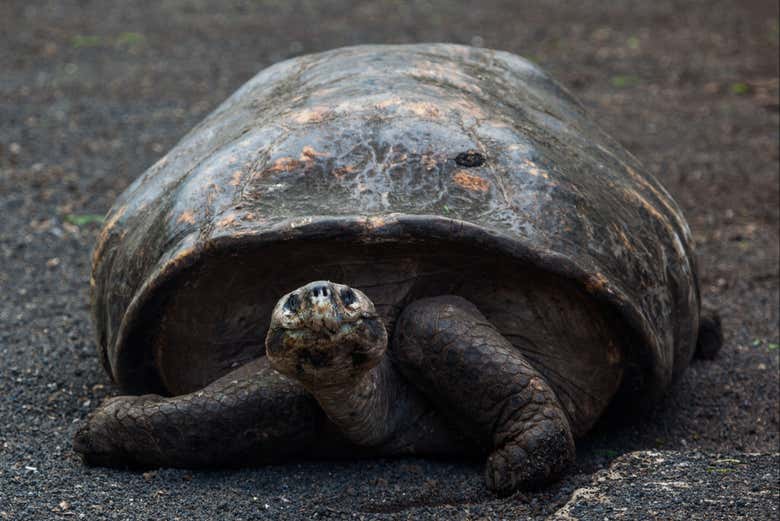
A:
[553, 451, 779, 521]
[1, 1, 778, 519]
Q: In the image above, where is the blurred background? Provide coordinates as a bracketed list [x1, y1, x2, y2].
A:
[1, 1, 777, 519]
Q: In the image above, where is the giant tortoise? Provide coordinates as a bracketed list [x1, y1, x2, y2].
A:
[74, 44, 721, 494]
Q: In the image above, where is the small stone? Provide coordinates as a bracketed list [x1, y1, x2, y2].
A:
[142, 470, 157, 482]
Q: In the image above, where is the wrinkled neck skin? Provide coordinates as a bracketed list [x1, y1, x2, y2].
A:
[309, 355, 460, 455]
[310, 356, 404, 446]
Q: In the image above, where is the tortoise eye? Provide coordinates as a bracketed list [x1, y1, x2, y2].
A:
[283, 293, 301, 313]
[340, 288, 357, 307]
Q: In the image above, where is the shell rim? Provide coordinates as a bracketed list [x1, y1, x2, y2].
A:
[100, 213, 679, 402]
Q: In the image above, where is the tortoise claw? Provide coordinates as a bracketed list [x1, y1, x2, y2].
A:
[484, 422, 575, 495]
[73, 396, 135, 467]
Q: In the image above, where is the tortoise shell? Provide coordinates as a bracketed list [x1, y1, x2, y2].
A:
[91, 44, 699, 404]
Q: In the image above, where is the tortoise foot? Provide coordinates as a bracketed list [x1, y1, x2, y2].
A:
[485, 415, 575, 495]
[393, 295, 576, 494]
[74, 395, 146, 467]
[73, 358, 320, 468]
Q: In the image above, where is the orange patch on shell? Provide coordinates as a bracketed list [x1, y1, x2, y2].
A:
[623, 163, 690, 238]
[267, 157, 304, 173]
[101, 205, 125, 233]
[623, 187, 666, 223]
[292, 106, 329, 124]
[300, 146, 328, 160]
[617, 227, 633, 250]
[453, 170, 490, 192]
[177, 211, 196, 225]
[332, 165, 356, 179]
[406, 102, 441, 118]
[364, 215, 388, 230]
[451, 99, 488, 120]
[217, 214, 237, 227]
[585, 272, 609, 293]
[229, 171, 243, 186]
[206, 183, 222, 206]
[523, 159, 550, 179]
[92, 205, 126, 269]
[171, 245, 196, 266]
[375, 97, 402, 110]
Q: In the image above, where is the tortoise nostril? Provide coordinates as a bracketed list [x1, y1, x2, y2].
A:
[308, 284, 330, 301]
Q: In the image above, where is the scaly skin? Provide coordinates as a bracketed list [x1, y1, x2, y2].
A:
[73, 357, 321, 467]
[266, 282, 574, 492]
[393, 296, 575, 493]
[77, 281, 575, 493]
[265, 281, 464, 456]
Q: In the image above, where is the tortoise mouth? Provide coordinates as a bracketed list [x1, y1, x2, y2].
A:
[275, 314, 379, 332]
[265, 314, 388, 388]
[269, 318, 378, 343]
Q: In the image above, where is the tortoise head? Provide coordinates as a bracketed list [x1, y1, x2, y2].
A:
[265, 281, 387, 388]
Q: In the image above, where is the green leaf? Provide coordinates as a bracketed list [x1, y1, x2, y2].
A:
[626, 36, 640, 50]
[71, 35, 102, 48]
[768, 343, 779, 350]
[752, 339, 762, 347]
[610, 75, 640, 88]
[115, 32, 145, 48]
[730, 82, 750, 95]
[65, 214, 105, 226]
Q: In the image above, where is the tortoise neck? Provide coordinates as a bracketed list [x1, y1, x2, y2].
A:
[309, 357, 399, 447]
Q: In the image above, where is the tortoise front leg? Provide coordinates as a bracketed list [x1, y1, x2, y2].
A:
[393, 296, 575, 494]
[73, 357, 322, 468]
